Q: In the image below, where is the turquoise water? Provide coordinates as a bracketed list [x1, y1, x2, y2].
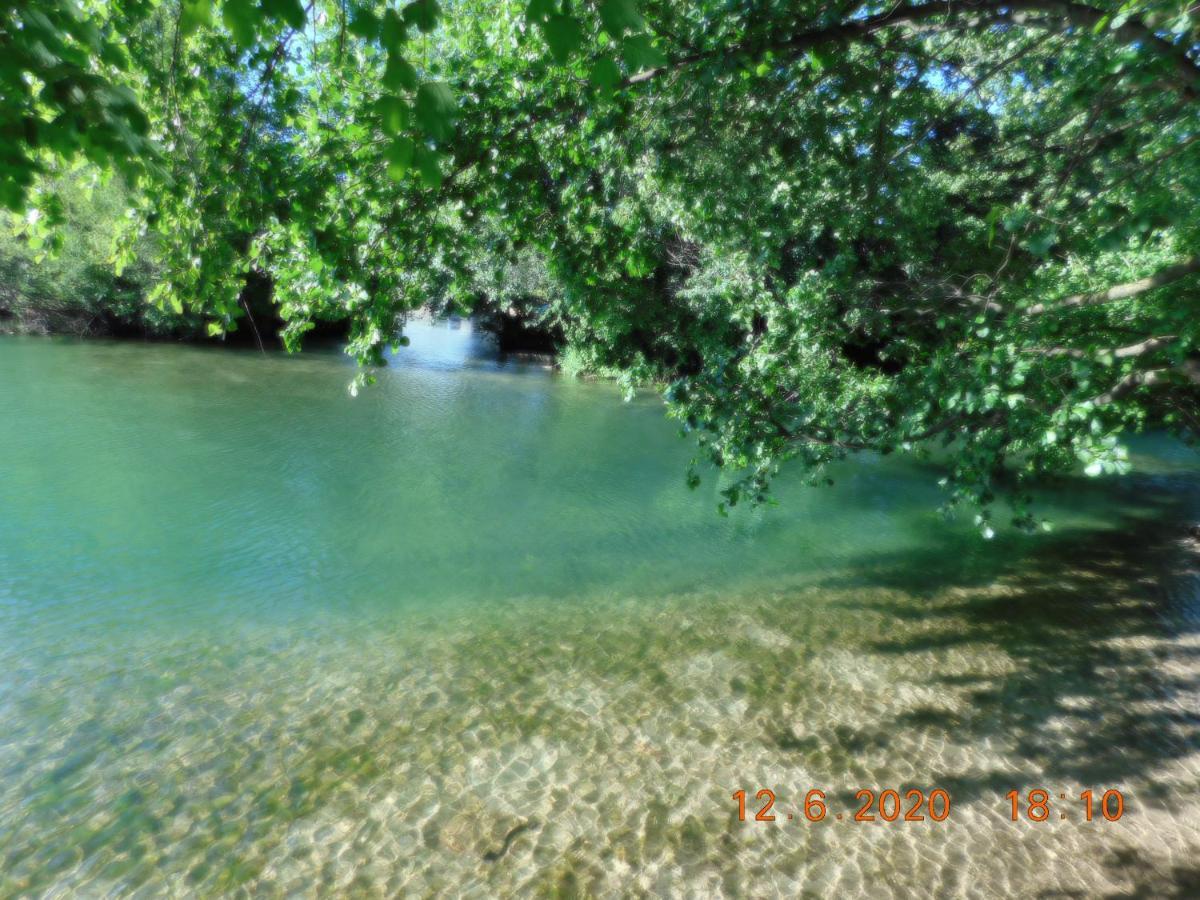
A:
[1, 321, 1198, 897]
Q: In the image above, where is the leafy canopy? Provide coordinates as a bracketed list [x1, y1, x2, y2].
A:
[3, 0, 1199, 530]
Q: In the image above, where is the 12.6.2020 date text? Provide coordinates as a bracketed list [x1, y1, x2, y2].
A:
[733, 788, 951, 823]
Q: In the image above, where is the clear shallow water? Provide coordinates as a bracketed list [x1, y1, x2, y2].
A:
[1, 322, 1198, 897]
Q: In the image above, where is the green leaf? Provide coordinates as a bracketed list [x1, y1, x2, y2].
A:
[263, 0, 306, 30]
[985, 205, 1002, 246]
[222, 0, 260, 48]
[385, 137, 415, 180]
[347, 6, 381, 40]
[525, 0, 557, 25]
[1026, 229, 1058, 258]
[541, 15, 583, 63]
[403, 0, 440, 34]
[381, 9, 407, 49]
[415, 145, 443, 189]
[414, 81, 456, 140]
[621, 34, 665, 72]
[383, 53, 418, 91]
[599, 0, 642, 36]
[376, 95, 409, 135]
[99, 41, 130, 70]
[180, 0, 213, 35]
[1001, 207, 1030, 232]
[207, 321, 225, 337]
[64, 16, 103, 52]
[590, 57, 621, 92]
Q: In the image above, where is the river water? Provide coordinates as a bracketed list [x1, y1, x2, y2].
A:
[1, 321, 1198, 897]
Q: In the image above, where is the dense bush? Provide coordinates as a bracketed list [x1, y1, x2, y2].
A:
[0, 175, 190, 337]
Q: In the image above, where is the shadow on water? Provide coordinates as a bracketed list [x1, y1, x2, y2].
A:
[842, 500, 1199, 769]
[1094, 848, 1200, 900]
[799, 477, 1200, 885]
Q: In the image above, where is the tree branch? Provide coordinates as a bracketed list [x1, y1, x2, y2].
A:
[1093, 367, 1168, 405]
[1024, 256, 1200, 316]
[624, 1, 1200, 100]
[1092, 360, 1200, 405]
[1029, 335, 1177, 359]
